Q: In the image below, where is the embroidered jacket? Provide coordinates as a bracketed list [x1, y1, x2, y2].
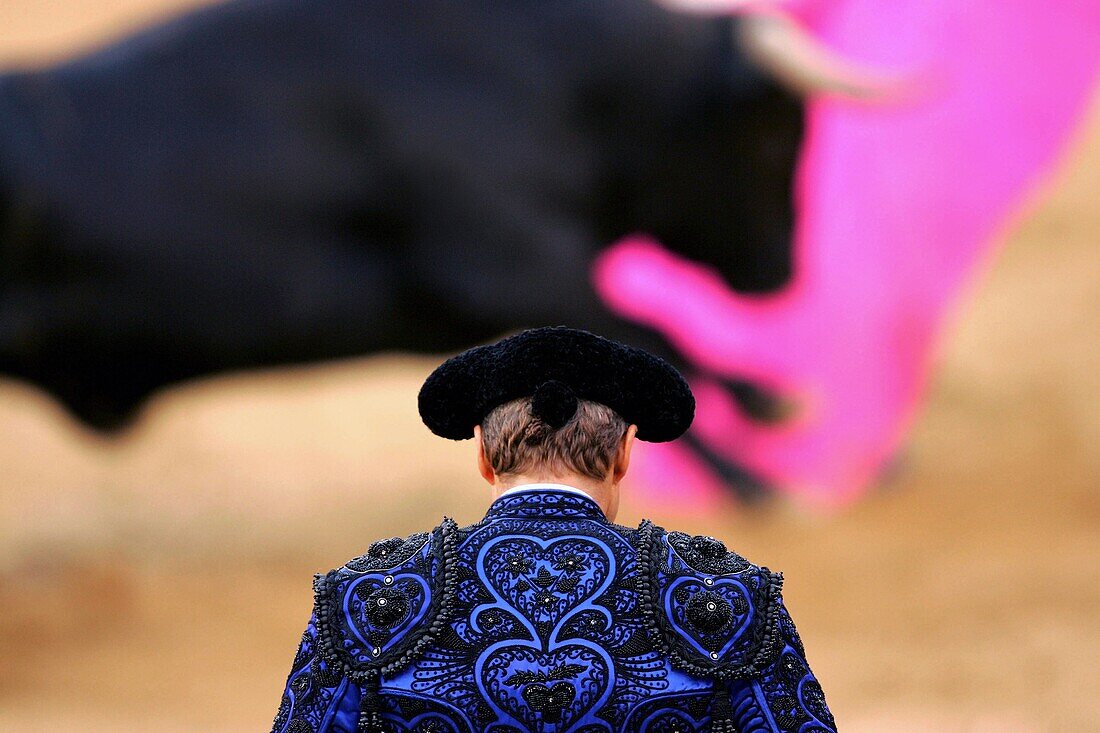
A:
[271, 488, 835, 732]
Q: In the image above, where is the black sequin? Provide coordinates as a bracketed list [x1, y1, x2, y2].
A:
[360, 587, 411, 628]
[685, 590, 735, 633]
[521, 681, 576, 723]
[668, 532, 751, 574]
[346, 533, 430, 572]
[803, 680, 836, 728]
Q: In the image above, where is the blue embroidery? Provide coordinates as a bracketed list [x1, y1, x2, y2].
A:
[272, 489, 836, 732]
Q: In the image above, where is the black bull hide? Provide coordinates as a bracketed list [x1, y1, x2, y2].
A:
[0, 0, 801, 469]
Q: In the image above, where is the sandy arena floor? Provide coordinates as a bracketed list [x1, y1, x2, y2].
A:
[0, 2, 1097, 731]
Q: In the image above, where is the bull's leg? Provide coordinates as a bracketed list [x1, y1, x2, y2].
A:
[678, 432, 769, 504]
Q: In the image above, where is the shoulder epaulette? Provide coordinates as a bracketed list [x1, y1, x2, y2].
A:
[312, 518, 459, 685]
[633, 520, 785, 681]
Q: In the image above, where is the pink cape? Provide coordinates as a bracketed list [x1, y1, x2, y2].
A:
[596, 0, 1100, 508]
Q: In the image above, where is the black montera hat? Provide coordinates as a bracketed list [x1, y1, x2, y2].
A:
[418, 326, 694, 442]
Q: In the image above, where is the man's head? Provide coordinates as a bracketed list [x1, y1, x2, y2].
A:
[418, 326, 694, 519]
[474, 396, 638, 520]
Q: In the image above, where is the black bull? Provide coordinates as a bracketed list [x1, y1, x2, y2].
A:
[0, 0, 801, 483]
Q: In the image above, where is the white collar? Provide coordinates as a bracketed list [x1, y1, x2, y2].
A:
[498, 483, 593, 499]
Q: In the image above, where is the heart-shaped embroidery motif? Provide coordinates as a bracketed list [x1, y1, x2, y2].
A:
[337, 572, 430, 662]
[481, 536, 612, 637]
[664, 576, 753, 661]
[480, 644, 611, 730]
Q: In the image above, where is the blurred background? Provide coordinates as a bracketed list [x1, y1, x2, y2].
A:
[0, 0, 1097, 731]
